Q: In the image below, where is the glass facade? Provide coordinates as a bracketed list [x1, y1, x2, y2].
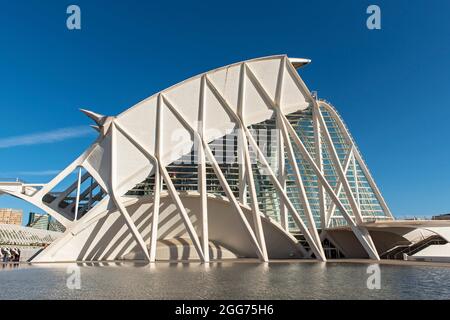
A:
[127, 102, 391, 233]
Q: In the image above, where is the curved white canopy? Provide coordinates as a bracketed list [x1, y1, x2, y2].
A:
[85, 55, 313, 195]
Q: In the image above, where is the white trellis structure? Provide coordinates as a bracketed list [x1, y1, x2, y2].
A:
[0, 224, 61, 246]
[0, 55, 398, 263]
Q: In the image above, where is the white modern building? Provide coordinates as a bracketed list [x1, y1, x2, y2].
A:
[0, 55, 449, 263]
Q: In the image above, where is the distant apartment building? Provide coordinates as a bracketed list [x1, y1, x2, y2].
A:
[48, 219, 65, 232]
[0, 208, 23, 225]
[27, 212, 66, 232]
[27, 212, 50, 230]
[432, 213, 450, 220]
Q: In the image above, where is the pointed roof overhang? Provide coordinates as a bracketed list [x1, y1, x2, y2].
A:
[288, 57, 311, 69]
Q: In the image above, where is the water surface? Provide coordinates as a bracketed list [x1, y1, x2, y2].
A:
[0, 261, 449, 299]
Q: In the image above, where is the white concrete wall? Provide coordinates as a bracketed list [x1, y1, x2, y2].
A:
[32, 193, 303, 262]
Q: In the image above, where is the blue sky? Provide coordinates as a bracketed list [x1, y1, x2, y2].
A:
[0, 0, 449, 224]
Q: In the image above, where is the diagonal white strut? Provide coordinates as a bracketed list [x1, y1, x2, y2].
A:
[326, 147, 355, 227]
[110, 123, 150, 262]
[280, 113, 380, 260]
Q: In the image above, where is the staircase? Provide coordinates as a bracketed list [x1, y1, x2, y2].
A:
[380, 235, 447, 260]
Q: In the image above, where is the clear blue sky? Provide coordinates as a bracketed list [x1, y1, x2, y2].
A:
[0, 0, 449, 224]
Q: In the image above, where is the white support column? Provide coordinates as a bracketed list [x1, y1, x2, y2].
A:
[198, 76, 210, 263]
[149, 94, 163, 262]
[149, 166, 161, 262]
[110, 123, 150, 262]
[73, 167, 82, 221]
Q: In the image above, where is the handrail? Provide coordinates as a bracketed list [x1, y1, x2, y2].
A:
[405, 237, 447, 258]
[380, 235, 447, 259]
[379, 242, 411, 258]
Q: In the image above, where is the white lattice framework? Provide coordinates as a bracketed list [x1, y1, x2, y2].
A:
[0, 224, 61, 246]
[0, 55, 394, 262]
